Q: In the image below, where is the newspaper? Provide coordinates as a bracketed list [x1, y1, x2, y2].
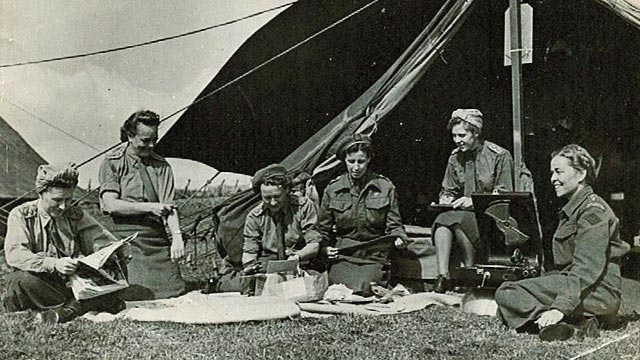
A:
[68, 233, 137, 300]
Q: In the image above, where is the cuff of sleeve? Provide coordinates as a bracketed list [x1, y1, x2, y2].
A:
[42, 257, 57, 273]
[99, 183, 120, 196]
[550, 297, 575, 316]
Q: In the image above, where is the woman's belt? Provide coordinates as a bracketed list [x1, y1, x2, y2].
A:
[111, 215, 165, 238]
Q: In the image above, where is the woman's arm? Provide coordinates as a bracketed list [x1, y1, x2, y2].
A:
[101, 192, 174, 217]
[493, 150, 515, 192]
[440, 159, 461, 203]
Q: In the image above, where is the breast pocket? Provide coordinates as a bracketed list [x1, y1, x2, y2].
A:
[329, 198, 353, 229]
[554, 222, 577, 243]
[365, 196, 390, 228]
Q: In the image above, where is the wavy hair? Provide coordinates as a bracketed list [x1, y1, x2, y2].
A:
[551, 144, 597, 185]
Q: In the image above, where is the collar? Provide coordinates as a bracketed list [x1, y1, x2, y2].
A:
[333, 171, 381, 193]
[560, 185, 594, 218]
[125, 143, 159, 165]
[36, 199, 53, 227]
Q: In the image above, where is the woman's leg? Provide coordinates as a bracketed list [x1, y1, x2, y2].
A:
[453, 226, 476, 266]
[434, 226, 453, 277]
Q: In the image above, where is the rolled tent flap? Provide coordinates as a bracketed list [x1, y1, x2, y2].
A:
[595, 0, 640, 29]
[213, 0, 477, 266]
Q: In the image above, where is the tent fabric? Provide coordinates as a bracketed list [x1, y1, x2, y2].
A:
[596, 0, 640, 29]
[213, 0, 477, 266]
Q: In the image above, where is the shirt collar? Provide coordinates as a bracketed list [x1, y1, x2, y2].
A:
[333, 170, 380, 192]
[560, 185, 594, 218]
[36, 199, 53, 227]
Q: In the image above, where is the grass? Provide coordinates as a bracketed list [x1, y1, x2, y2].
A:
[1, 200, 639, 359]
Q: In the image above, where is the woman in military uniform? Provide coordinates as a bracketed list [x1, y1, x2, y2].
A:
[495, 144, 630, 341]
[431, 109, 514, 293]
[316, 134, 408, 296]
[98, 110, 186, 300]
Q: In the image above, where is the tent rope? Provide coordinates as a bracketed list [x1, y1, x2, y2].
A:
[0, 2, 297, 69]
[0, 0, 380, 214]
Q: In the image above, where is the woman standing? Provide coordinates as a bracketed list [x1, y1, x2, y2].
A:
[316, 134, 408, 296]
[432, 109, 514, 293]
[99, 110, 186, 300]
[495, 144, 630, 341]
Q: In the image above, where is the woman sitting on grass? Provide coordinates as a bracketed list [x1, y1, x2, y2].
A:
[495, 144, 630, 341]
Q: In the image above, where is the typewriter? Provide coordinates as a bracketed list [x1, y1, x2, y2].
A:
[453, 192, 544, 289]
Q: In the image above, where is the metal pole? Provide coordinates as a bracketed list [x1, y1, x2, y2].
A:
[509, 0, 524, 191]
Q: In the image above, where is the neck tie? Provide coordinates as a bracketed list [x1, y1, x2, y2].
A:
[464, 153, 477, 197]
[48, 219, 68, 257]
[274, 212, 286, 260]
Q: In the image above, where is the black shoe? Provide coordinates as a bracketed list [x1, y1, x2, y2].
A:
[40, 306, 78, 324]
[576, 317, 600, 340]
[433, 275, 451, 294]
[539, 323, 575, 342]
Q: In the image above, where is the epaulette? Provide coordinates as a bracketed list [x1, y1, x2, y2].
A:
[65, 206, 84, 220]
[105, 143, 127, 160]
[328, 175, 343, 184]
[18, 202, 38, 219]
[586, 195, 606, 212]
[485, 141, 507, 154]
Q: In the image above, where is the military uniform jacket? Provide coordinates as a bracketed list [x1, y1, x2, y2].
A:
[98, 143, 175, 209]
[4, 200, 116, 273]
[317, 170, 407, 243]
[440, 140, 514, 200]
[551, 185, 630, 315]
[243, 195, 322, 257]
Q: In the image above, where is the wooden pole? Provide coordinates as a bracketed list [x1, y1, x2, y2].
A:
[509, 0, 524, 191]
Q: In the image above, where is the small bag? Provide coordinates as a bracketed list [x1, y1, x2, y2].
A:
[261, 270, 328, 302]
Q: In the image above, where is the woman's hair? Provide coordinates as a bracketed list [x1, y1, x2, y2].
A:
[120, 110, 161, 142]
[447, 118, 482, 137]
[344, 142, 373, 159]
[551, 144, 597, 184]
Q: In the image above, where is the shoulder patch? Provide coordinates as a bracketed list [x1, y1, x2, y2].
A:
[105, 143, 127, 160]
[65, 206, 84, 220]
[18, 202, 38, 219]
[584, 212, 604, 225]
[485, 141, 506, 154]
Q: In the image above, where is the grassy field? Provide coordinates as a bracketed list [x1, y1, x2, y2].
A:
[1, 198, 639, 359]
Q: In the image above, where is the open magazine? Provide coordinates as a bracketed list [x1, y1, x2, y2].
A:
[68, 232, 137, 300]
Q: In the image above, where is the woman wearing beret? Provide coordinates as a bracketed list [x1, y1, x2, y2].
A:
[432, 109, 514, 293]
[316, 134, 409, 296]
[495, 144, 630, 341]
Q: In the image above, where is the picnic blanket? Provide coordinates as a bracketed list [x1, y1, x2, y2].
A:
[83, 291, 300, 324]
[299, 292, 462, 316]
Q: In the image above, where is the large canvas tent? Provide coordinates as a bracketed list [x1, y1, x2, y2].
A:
[0, 115, 47, 237]
[158, 0, 640, 269]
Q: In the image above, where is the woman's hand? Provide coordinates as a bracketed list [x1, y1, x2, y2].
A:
[325, 246, 339, 259]
[394, 237, 407, 249]
[535, 309, 564, 328]
[147, 203, 174, 217]
[171, 235, 185, 262]
[54, 257, 78, 276]
[452, 196, 473, 210]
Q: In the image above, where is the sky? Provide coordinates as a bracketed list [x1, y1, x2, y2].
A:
[0, 0, 294, 190]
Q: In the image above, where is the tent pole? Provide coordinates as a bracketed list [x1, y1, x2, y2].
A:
[509, 0, 524, 191]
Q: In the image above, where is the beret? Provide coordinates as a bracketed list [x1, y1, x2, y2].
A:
[36, 163, 79, 191]
[449, 108, 483, 130]
[335, 133, 373, 160]
[252, 164, 289, 193]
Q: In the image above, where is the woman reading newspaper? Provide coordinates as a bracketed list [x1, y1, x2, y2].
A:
[3, 164, 125, 324]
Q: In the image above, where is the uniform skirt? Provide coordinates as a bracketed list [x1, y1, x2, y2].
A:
[328, 238, 389, 296]
[433, 210, 480, 247]
[112, 217, 186, 300]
